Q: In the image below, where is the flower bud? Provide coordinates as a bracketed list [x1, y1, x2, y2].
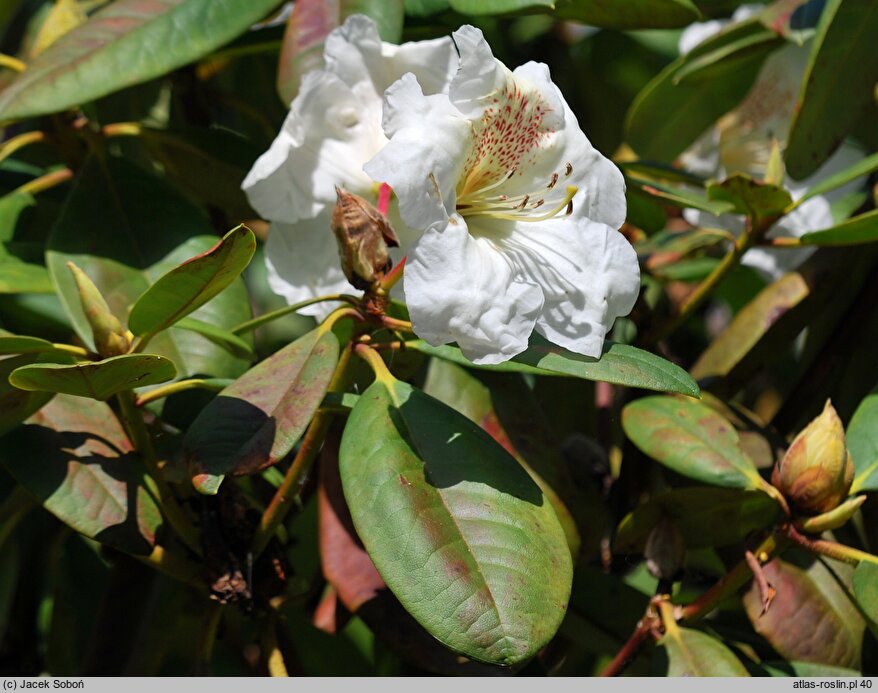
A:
[645, 516, 685, 581]
[771, 400, 855, 515]
[330, 186, 399, 290]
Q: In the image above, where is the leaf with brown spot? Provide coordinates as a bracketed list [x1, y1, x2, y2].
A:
[0, 394, 162, 554]
[318, 424, 509, 675]
[184, 326, 340, 495]
[340, 378, 572, 665]
[622, 396, 767, 490]
[0, 0, 285, 121]
[743, 557, 865, 669]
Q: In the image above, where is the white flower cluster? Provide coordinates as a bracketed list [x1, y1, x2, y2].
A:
[679, 5, 864, 279]
[243, 16, 641, 364]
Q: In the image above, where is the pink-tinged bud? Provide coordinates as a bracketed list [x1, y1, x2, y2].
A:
[330, 186, 399, 290]
[771, 400, 855, 515]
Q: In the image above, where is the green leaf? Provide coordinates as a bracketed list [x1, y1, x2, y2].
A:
[627, 176, 736, 215]
[404, 0, 450, 15]
[277, 0, 404, 104]
[0, 190, 54, 295]
[46, 156, 251, 379]
[763, 661, 862, 677]
[691, 272, 811, 382]
[743, 557, 865, 670]
[0, 354, 62, 436]
[615, 488, 780, 553]
[184, 326, 340, 495]
[128, 225, 256, 338]
[410, 336, 700, 398]
[339, 378, 572, 665]
[562, 0, 702, 29]
[0, 394, 161, 554]
[422, 358, 582, 558]
[447, 0, 552, 15]
[799, 210, 878, 247]
[0, 335, 56, 355]
[847, 385, 878, 493]
[706, 174, 793, 222]
[9, 354, 176, 401]
[0, 0, 285, 121]
[658, 626, 750, 676]
[800, 150, 878, 203]
[785, 0, 878, 179]
[171, 317, 255, 361]
[622, 396, 766, 489]
[852, 562, 878, 627]
[626, 18, 780, 161]
[138, 127, 261, 221]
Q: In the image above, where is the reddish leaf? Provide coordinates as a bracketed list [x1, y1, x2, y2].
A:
[318, 427, 509, 675]
[743, 558, 864, 669]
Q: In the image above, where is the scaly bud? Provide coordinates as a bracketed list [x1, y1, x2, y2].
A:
[67, 262, 130, 357]
[771, 400, 855, 515]
[330, 186, 399, 291]
[645, 516, 685, 581]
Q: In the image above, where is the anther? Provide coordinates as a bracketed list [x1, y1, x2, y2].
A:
[534, 199, 544, 208]
[515, 195, 530, 210]
[547, 172, 559, 189]
[565, 162, 573, 177]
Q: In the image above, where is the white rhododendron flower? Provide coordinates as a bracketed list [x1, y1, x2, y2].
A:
[241, 16, 457, 315]
[679, 8, 864, 278]
[365, 26, 640, 364]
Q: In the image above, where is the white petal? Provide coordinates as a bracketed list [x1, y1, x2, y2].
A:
[497, 218, 640, 358]
[264, 217, 357, 319]
[679, 18, 727, 55]
[405, 217, 543, 365]
[678, 4, 764, 55]
[508, 60, 626, 229]
[449, 25, 508, 119]
[242, 70, 382, 223]
[325, 15, 458, 96]
[363, 73, 469, 230]
[383, 34, 458, 96]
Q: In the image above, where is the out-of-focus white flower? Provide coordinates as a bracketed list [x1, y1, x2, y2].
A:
[678, 8, 864, 279]
[241, 15, 457, 316]
[365, 26, 640, 365]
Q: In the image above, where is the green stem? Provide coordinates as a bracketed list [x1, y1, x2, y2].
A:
[786, 524, 878, 566]
[116, 391, 201, 555]
[0, 486, 35, 549]
[18, 168, 73, 196]
[230, 294, 359, 336]
[0, 131, 48, 166]
[194, 602, 223, 675]
[649, 213, 776, 342]
[49, 343, 91, 358]
[136, 378, 230, 407]
[250, 347, 354, 557]
[0, 53, 25, 73]
[134, 545, 204, 588]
